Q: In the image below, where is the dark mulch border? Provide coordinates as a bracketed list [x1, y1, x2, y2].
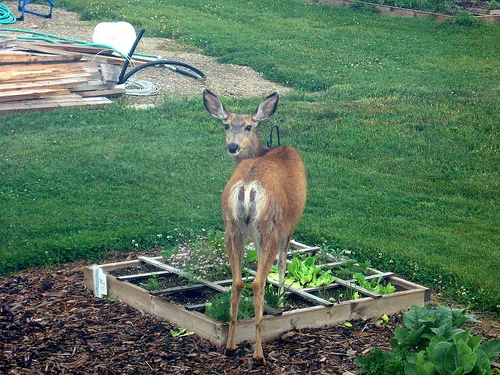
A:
[1, 252, 498, 375]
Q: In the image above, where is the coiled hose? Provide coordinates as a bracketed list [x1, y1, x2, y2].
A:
[0, 3, 16, 24]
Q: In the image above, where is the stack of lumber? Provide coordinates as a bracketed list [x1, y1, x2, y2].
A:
[0, 39, 139, 114]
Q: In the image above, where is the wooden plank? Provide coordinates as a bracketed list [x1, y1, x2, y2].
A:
[0, 96, 111, 114]
[92, 257, 163, 273]
[0, 63, 91, 83]
[27, 42, 118, 56]
[334, 278, 382, 299]
[357, 272, 394, 282]
[15, 41, 84, 60]
[0, 61, 92, 73]
[71, 81, 115, 92]
[232, 303, 352, 346]
[0, 39, 18, 48]
[0, 88, 71, 102]
[0, 77, 88, 92]
[25, 42, 160, 63]
[350, 288, 427, 319]
[78, 87, 125, 98]
[289, 240, 313, 249]
[0, 51, 82, 64]
[100, 64, 120, 83]
[149, 278, 235, 295]
[138, 256, 229, 293]
[0, 71, 91, 84]
[116, 270, 172, 281]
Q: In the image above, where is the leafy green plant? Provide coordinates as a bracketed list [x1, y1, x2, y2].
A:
[349, 2, 380, 13]
[268, 256, 336, 289]
[405, 331, 500, 375]
[139, 273, 163, 291]
[390, 305, 479, 353]
[377, 314, 390, 324]
[169, 327, 187, 337]
[356, 305, 500, 375]
[357, 349, 406, 375]
[319, 245, 353, 263]
[332, 259, 372, 279]
[454, 10, 480, 25]
[488, 0, 500, 9]
[264, 283, 288, 309]
[353, 272, 396, 294]
[205, 288, 254, 322]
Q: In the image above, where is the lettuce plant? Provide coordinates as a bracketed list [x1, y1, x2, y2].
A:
[353, 272, 396, 295]
[268, 256, 336, 289]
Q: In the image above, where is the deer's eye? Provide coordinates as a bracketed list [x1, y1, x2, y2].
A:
[245, 125, 252, 132]
[224, 124, 230, 131]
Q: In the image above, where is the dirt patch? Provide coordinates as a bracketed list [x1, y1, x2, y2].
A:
[1, 2, 291, 107]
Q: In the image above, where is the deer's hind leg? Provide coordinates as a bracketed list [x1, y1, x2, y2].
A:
[277, 234, 292, 307]
[225, 225, 245, 351]
[251, 232, 288, 363]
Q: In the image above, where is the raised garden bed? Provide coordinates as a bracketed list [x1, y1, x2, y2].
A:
[307, 0, 500, 23]
[83, 240, 430, 348]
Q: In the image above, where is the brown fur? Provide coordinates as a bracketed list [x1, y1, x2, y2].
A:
[203, 89, 307, 364]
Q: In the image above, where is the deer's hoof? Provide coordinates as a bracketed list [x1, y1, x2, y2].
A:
[251, 356, 267, 367]
[224, 346, 237, 356]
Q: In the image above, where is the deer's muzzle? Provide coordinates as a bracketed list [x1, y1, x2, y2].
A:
[227, 143, 240, 155]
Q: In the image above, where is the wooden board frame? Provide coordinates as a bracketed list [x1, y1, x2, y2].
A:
[83, 243, 430, 347]
[305, 0, 500, 23]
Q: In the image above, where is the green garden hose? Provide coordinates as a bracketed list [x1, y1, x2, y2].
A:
[0, 3, 16, 24]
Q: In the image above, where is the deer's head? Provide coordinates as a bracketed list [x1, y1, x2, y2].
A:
[203, 89, 279, 163]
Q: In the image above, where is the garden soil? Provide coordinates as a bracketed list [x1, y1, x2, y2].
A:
[1, 252, 499, 375]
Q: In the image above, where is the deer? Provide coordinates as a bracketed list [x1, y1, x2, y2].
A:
[203, 89, 307, 364]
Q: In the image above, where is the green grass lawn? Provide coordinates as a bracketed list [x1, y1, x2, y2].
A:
[1, 0, 499, 312]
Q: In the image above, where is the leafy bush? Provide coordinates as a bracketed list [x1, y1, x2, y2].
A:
[454, 10, 480, 25]
[356, 305, 500, 375]
[350, 2, 380, 13]
[357, 349, 406, 375]
[488, 0, 500, 10]
[390, 304, 478, 353]
[405, 331, 500, 375]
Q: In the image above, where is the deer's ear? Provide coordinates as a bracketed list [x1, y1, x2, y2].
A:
[252, 92, 279, 122]
[203, 89, 229, 120]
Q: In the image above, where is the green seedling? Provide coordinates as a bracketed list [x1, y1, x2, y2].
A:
[139, 273, 163, 291]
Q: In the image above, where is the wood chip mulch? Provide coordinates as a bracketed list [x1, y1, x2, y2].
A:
[0, 253, 496, 375]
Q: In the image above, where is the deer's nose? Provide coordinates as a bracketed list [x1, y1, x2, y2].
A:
[227, 143, 240, 154]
